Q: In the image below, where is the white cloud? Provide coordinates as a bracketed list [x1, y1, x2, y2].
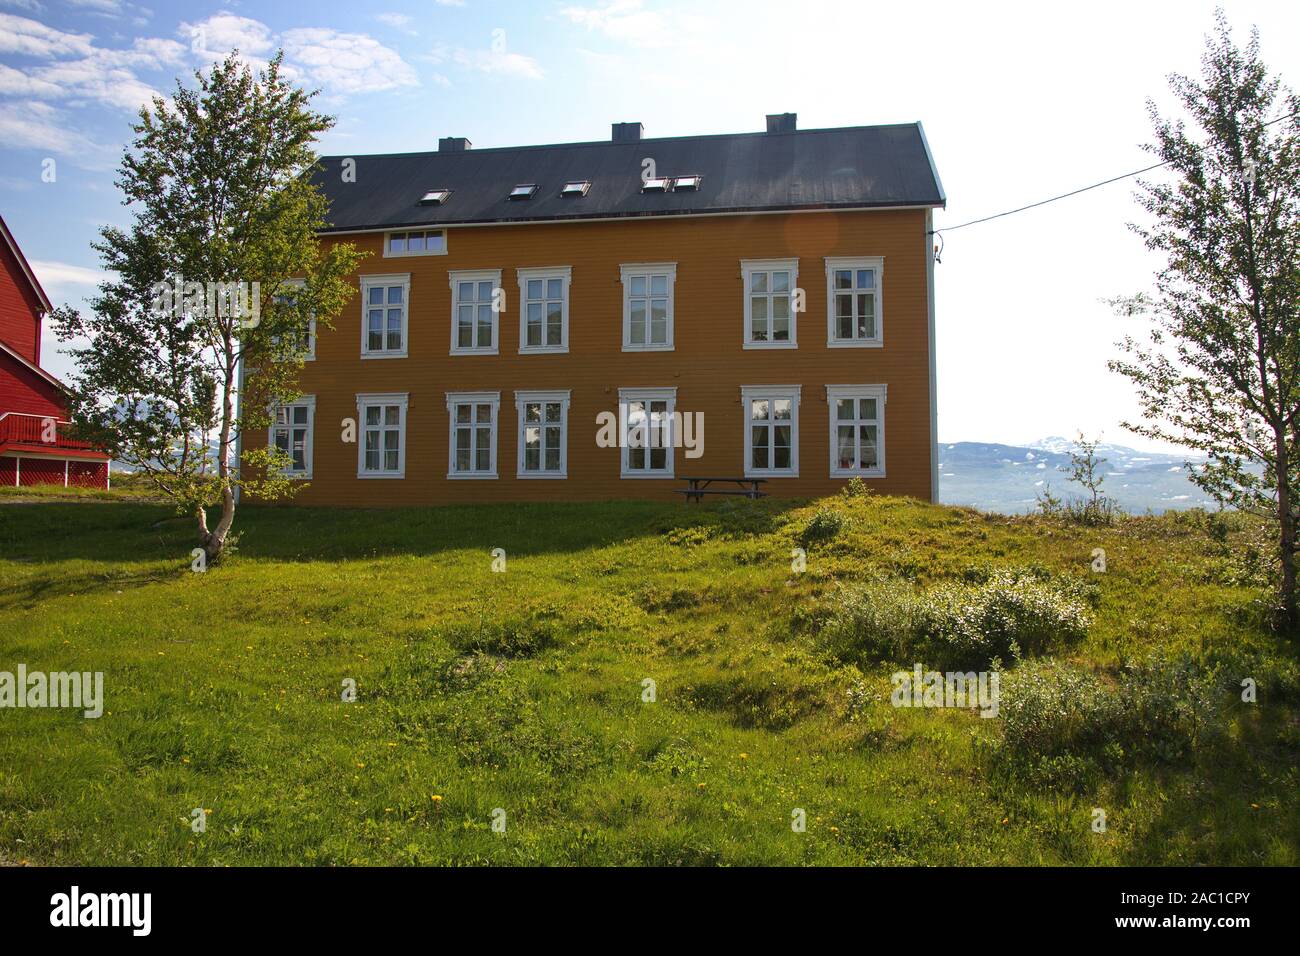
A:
[179, 13, 276, 60]
[0, 13, 95, 58]
[0, 100, 116, 167]
[449, 47, 543, 79]
[66, 0, 123, 12]
[30, 259, 112, 294]
[558, 0, 676, 49]
[179, 15, 419, 95]
[282, 27, 419, 93]
[375, 12, 416, 34]
[0, 0, 47, 14]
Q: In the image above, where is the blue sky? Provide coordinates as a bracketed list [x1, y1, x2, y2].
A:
[2, 0, 1298, 450]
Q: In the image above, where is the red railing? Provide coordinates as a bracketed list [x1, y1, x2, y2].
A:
[0, 412, 100, 451]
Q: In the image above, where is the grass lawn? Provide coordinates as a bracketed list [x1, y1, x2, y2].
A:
[0, 491, 1296, 866]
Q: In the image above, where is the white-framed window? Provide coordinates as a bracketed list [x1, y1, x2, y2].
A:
[446, 391, 500, 478]
[272, 278, 315, 361]
[741, 385, 800, 477]
[515, 390, 570, 478]
[742, 259, 798, 349]
[516, 267, 571, 354]
[449, 269, 501, 355]
[356, 392, 408, 478]
[620, 263, 675, 351]
[269, 395, 315, 477]
[825, 257, 884, 347]
[827, 384, 886, 476]
[384, 229, 446, 257]
[618, 387, 676, 478]
[360, 274, 410, 359]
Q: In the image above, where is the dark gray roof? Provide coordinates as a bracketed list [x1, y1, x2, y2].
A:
[312, 123, 945, 232]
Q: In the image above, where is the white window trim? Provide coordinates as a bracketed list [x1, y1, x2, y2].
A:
[741, 259, 799, 350]
[276, 278, 315, 361]
[356, 392, 409, 479]
[268, 394, 316, 479]
[448, 269, 502, 355]
[514, 389, 571, 479]
[826, 384, 887, 478]
[359, 273, 410, 360]
[741, 385, 801, 477]
[824, 256, 884, 348]
[620, 263, 676, 352]
[382, 228, 448, 258]
[618, 386, 677, 479]
[446, 390, 501, 479]
[516, 266, 572, 355]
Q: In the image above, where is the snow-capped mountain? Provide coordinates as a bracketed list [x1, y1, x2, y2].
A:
[937, 439, 1216, 514]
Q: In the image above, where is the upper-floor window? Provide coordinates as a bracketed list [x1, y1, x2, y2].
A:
[825, 257, 883, 347]
[446, 391, 499, 478]
[620, 263, 675, 351]
[360, 274, 409, 359]
[516, 267, 571, 354]
[515, 389, 569, 478]
[619, 386, 676, 478]
[742, 259, 798, 349]
[356, 392, 408, 478]
[270, 396, 315, 477]
[384, 230, 446, 257]
[449, 269, 501, 355]
[272, 278, 314, 360]
[827, 384, 886, 476]
[742, 385, 800, 476]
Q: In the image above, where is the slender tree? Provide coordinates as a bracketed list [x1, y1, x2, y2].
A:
[52, 52, 363, 563]
[1110, 12, 1300, 628]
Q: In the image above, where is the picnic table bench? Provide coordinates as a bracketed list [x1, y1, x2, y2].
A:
[676, 476, 768, 502]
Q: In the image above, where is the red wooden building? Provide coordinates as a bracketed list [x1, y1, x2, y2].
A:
[0, 214, 109, 488]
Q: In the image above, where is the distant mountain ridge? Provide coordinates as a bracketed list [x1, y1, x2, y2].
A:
[938, 438, 1216, 514]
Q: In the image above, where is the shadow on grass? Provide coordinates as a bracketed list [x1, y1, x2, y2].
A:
[1117, 705, 1300, 865]
[0, 496, 806, 566]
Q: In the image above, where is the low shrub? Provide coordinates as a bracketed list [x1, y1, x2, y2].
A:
[813, 568, 1093, 670]
[800, 507, 848, 545]
[993, 653, 1223, 789]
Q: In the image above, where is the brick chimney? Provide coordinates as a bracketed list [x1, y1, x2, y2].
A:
[611, 122, 644, 142]
[765, 113, 797, 134]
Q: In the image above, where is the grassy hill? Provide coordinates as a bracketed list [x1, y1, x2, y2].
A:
[0, 491, 1296, 865]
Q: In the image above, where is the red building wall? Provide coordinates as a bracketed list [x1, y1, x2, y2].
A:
[0, 237, 41, 364]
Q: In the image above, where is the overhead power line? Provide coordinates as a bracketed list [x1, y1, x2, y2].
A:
[930, 109, 1299, 236]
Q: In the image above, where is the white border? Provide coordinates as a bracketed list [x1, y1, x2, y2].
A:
[514, 389, 571, 479]
[516, 266, 572, 354]
[356, 392, 409, 478]
[446, 390, 501, 479]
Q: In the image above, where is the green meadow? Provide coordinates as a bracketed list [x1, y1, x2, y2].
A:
[0, 490, 1296, 865]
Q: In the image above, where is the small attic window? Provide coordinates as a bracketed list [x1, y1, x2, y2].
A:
[561, 180, 591, 197]
[641, 177, 670, 192]
[509, 184, 538, 200]
[673, 175, 702, 191]
[419, 188, 451, 205]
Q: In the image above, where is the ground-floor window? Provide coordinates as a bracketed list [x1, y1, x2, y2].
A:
[515, 390, 569, 478]
[741, 385, 800, 476]
[270, 396, 315, 477]
[447, 391, 500, 478]
[826, 384, 886, 476]
[619, 387, 676, 477]
[356, 393, 408, 478]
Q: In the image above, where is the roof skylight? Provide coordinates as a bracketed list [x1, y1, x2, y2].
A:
[561, 180, 591, 197]
[509, 184, 539, 200]
[641, 177, 670, 192]
[419, 188, 452, 205]
[672, 175, 702, 191]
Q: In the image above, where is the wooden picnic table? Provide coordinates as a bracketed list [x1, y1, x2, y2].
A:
[676, 476, 768, 502]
